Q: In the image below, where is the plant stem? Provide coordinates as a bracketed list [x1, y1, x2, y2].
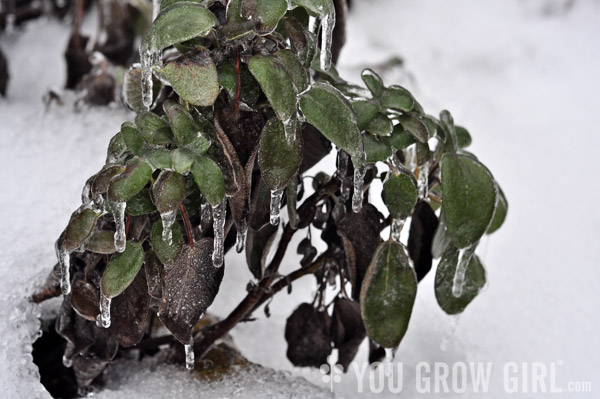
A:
[179, 204, 194, 246]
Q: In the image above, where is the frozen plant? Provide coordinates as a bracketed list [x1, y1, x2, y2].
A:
[33, 0, 508, 394]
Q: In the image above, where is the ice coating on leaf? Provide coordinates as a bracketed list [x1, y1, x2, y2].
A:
[111, 201, 127, 253]
[212, 201, 226, 267]
[418, 163, 429, 200]
[184, 341, 195, 370]
[201, 201, 212, 225]
[236, 220, 247, 253]
[270, 188, 284, 226]
[452, 243, 477, 297]
[97, 293, 112, 328]
[56, 241, 71, 295]
[319, 5, 335, 71]
[160, 209, 177, 245]
[351, 150, 366, 213]
[391, 218, 405, 243]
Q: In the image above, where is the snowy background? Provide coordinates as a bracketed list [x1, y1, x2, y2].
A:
[1, 0, 599, 397]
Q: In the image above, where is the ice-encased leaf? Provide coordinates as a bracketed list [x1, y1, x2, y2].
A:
[134, 112, 173, 145]
[353, 100, 379, 131]
[365, 113, 393, 137]
[487, 186, 508, 234]
[242, 0, 288, 34]
[455, 125, 472, 149]
[85, 230, 117, 254]
[207, 116, 245, 196]
[258, 118, 303, 191]
[107, 157, 153, 202]
[190, 156, 225, 206]
[109, 268, 150, 347]
[382, 171, 417, 220]
[386, 124, 416, 149]
[398, 114, 429, 143]
[361, 68, 385, 98]
[360, 241, 417, 348]
[248, 54, 297, 124]
[364, 134, 392, 163]
[150, 219, 184, 265]
[126, 187, 156, 216]
[145, 2, 216, 53]
[100, 241, 145, 299]
[163, 100, 202, 146]
[285, 303, 332, 367]
[106, 133, 128, 163]
[160, 50, 219, 106]
[380, 85, 414, 112]
[152, 170, 187, 213]
[274, 49, 309, 92]
[283, 17, 313, 66]
[299, 82, 362, 157]
[70, 280, 100, 321]
[123, 65, 161, 114]
[435, 244, 486, 315]
[407, 201, 438, 281]
[441, 153, 498, 248]
[63, 208, 100, 252]
[144, 250, 164, 299]
[218, 60, 260, 105]
[159, 240, 224, 344]
[120, 122, 147, 156]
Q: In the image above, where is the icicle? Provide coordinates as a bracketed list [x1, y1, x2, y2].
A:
[404, 144, 416, 172]
[201, 201, 212, 225]
[140, 44, 159, 111]
[160, 209, 177, 245]
[184, 340, 195, 370]
[56, 242, 71, 295]
[451, 243, 477, 298]
[152, 0, 161, 20]
[283, 117, 297, 145]
[62, 355, 73, 368]
[269, 189, 284, 226]
[97, 293, 111, 328]
[391, 219, 405, 243]
[337, 150, 351, 201]
[110, 201, 127, 253]
[212, 201, 226, 267]
[418, 163, 430, 201]
[319, 4, 335, 71]
[308, 15, 318, 35]
[235, 220, 247, 253]
[351, 153, 366, 214]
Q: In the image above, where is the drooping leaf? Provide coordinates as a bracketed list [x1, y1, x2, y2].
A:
[407, 201, 438, 281]
[398, 114, 429, 143]
[150, 219, 184, 265]
[100, 241, 145, 299]
[144, 250, 164, 299]
[487, 186, 508, 234]
[360, 241, 417, 348]
[91, 165, 123, 197]
[248, 54, 297, 123]
[85, 230, 117, 254]
[107, 157, 153, 203]
[299, 82, 362, 157]
[284, 16, 313, 66]
[123, 66, 161, 113]
[160, 50, 219, 106]
[274, 49, 309, 92]
[434, 244, 486, 315]
[285, 303, 332, 368]
[159, 240, 224, 343]
[63, 208, 100, 252]
[70, 280, 99, 321]
[380, 85, 414, 112]
[206, 114, 245, 197]
[126, 187, 156, 216]
[258, 118, 303, 190]
[152, 170, 187, 213]
[441, 153, 498, 248]
[109, 268, 150, 347]
[145, 2, 216, 53]
[330, 297, 366, 369]
[382, 172, 417, 220]
[245, 223, 278, 280]
[190, 156, 225, 206]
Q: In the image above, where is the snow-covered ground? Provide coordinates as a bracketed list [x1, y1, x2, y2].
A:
[1, 0, 599, 397]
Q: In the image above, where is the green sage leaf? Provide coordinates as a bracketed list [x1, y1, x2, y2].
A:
[258, 118, 303, 190]
[101, 241, 144, 298]
[151, 219, 184, 265]
[190, 156, 225, 206]
[107, 157, 153, 203]
[382, 172, 417, 219]
[64, 208, 100, 252]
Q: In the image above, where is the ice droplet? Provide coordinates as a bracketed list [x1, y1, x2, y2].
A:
[319, 4, 335, 71]
[110, 201, 127, 253]
[452, 243, 477, 298]
[351, 152, 366, 213]
[97, 293, 111, 328]
[62, 355, 73, 368]
[391, 218, 405, 243]
[418, 163, 430, 201]
[212, 201, 226, 267]
[184, 341, 195, 370]
[160, 209, 178, 245]
[235, 220, 247, 253]
[270, 189, 284, 226]
[56, 242, 71, 295]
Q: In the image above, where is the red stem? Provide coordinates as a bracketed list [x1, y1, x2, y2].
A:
[179, 204, 194, 247]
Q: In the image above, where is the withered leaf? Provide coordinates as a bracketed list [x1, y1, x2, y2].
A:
[206, 113, 245, 197]
[245, 223, 278, 280]
[407, 200, 439, 281]
[285, 303, 332, 368]
[144, 250, 164, 299]
[70, 280, 100, 322]
[159, 240, 224, 343]
[72, 327, 118, 388]
[330, 297, 366, 369]
[109, 268, 150, 347]
[297, 237, 317, 267]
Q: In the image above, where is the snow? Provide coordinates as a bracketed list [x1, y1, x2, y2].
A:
[1, 0, 599, 397]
